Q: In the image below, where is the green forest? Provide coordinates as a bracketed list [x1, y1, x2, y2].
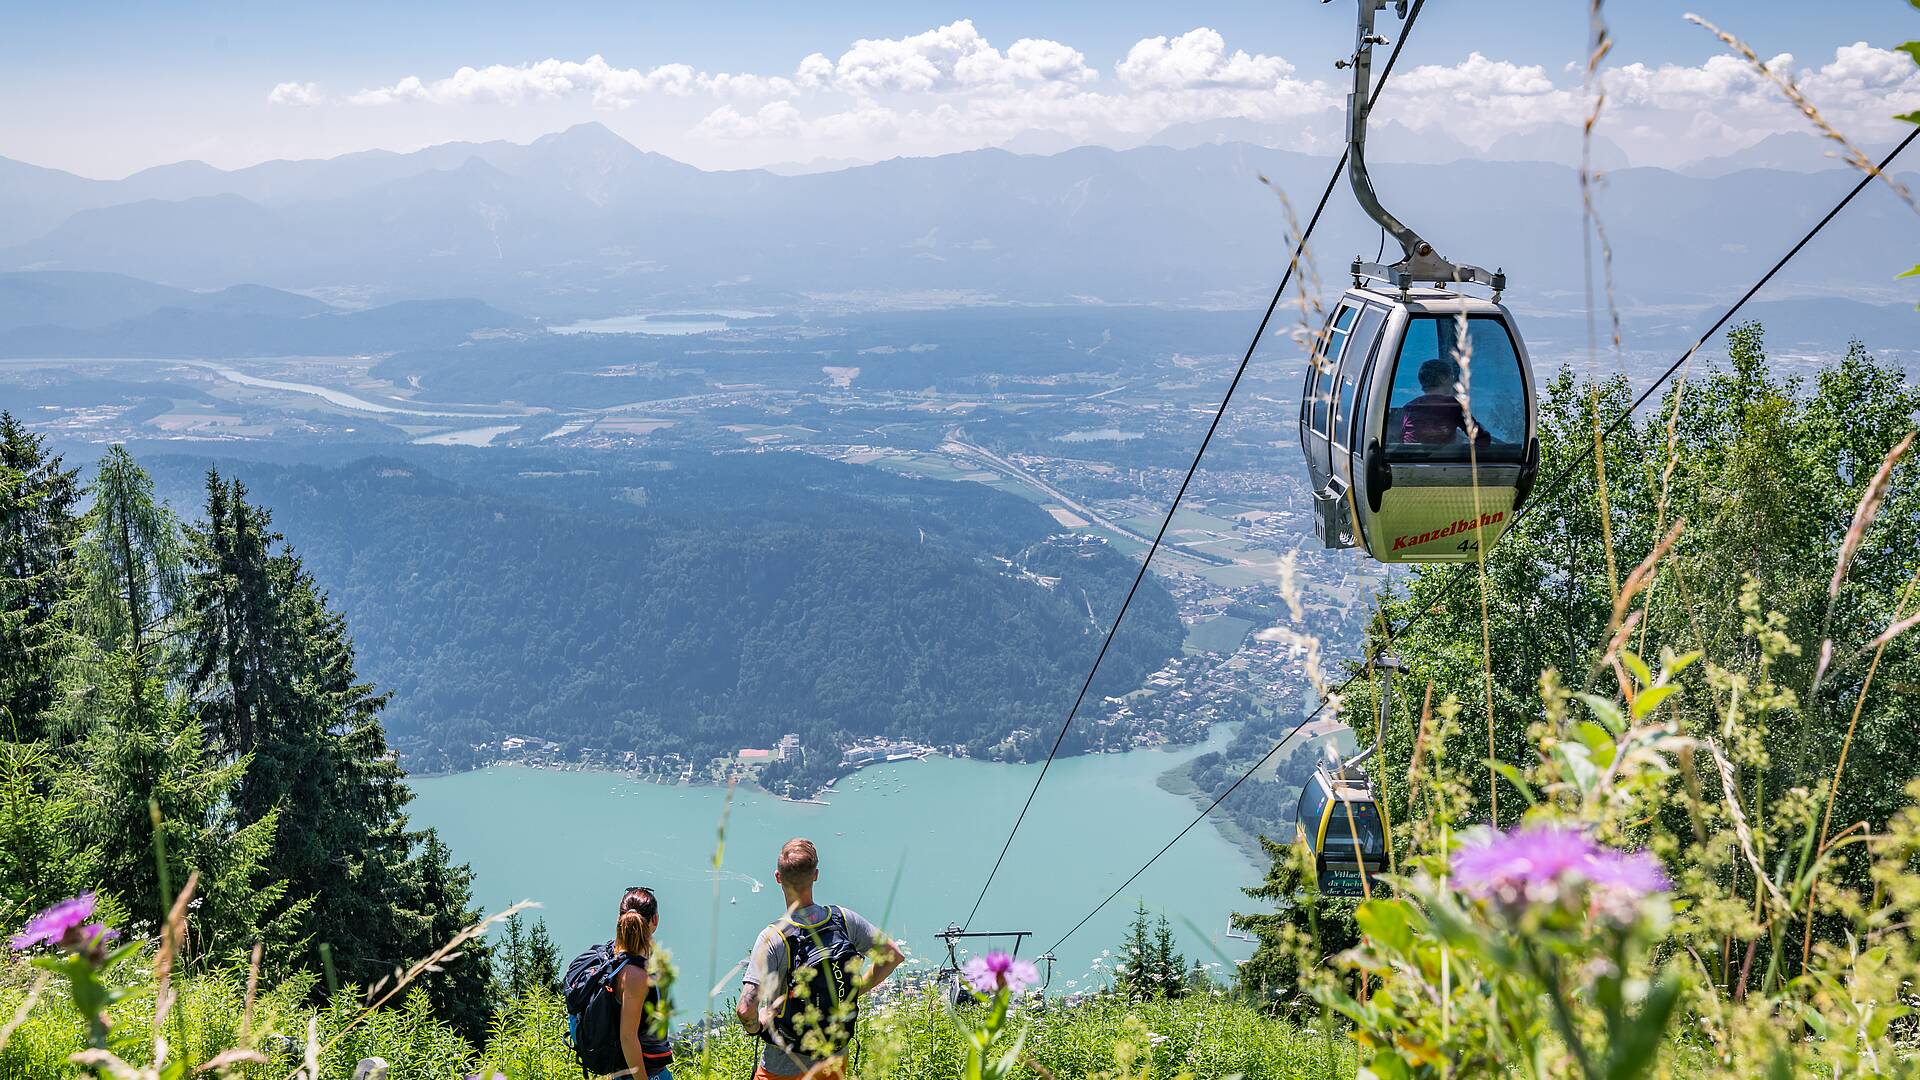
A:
[0, 419, 503, 1041]
[133, 449, 1183, 778]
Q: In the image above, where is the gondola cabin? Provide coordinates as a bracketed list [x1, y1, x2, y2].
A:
[1295, 765, 1388, 898]
[1298, 284, 1539, 563]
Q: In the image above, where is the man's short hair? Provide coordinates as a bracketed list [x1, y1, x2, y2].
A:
[778, 838, 819, 880]
[1418, 357, 1458, 392]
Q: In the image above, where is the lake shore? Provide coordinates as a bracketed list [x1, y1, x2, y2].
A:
[408, 724, 1259, 987]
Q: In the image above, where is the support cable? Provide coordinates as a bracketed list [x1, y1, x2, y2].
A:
[959, 0, 1433, 932]
[1043, 127, 1919, 955]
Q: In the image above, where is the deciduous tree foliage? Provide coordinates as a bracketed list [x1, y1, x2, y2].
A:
[1234, 329, 1920, 990]
[1384, 330, 1914, 849]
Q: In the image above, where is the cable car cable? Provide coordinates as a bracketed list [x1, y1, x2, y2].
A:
[959, 0, 1432, 933]
[1042, 126, 1918, 954]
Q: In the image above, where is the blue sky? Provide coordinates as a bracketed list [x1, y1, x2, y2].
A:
[4, 2, 1917, 176]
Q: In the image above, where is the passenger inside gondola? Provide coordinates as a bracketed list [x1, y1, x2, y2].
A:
[1398, 357, 1491, 447]
[1383, 314, 1528, 463]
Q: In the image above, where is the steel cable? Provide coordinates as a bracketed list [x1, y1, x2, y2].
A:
[960, 0, 1435, 932]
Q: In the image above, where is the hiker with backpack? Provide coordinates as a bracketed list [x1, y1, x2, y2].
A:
[736, 838, 904, 1080]
[564, 887, 676, 1078]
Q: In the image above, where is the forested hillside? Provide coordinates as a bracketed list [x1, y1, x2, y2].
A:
[140, 449, 1183, 775]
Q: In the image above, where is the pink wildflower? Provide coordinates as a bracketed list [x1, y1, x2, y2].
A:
[962, 951, 1041, 995]
[11, 894, 98, 951]
[1451, 826, 1668, 916]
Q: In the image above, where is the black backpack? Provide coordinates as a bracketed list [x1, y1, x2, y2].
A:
[767, 907, 861, 1059]
[564, 942, 632, 1076]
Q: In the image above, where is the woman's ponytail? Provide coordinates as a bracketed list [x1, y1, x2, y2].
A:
[617, 887, 658, 958]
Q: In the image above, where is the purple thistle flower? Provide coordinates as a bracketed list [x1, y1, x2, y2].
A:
[962, 951, 1041, 995]
[1584, 849, 1670, 895]
[1452, 826, 1667, 914]
[11, 894, 98, 951]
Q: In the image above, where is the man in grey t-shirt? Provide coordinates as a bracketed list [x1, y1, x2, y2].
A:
[736, 838, 903, 1079]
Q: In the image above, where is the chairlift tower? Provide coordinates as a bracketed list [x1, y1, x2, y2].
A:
[934, 923, 1036, 1003]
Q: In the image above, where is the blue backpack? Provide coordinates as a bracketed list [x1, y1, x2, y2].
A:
[564, 943, 631, 1075]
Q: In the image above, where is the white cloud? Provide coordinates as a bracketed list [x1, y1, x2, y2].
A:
[1116, 28, 1292, 91]
[1396, 53, 1553, 96]
[1598, 43, 1920, 161]
[279, 28, 1920, 170]
[795, 53, 835, 91]
[267, 81, 324, 107]
[347, 54, 794, 108]
[823, 20, 1094, 95]
[695, 100, 805, 140]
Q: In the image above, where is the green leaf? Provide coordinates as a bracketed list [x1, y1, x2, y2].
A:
[1621, 650, 1652, 690]
[1602, 972, 1685, 1080]
[1867, 1003, 1911, 1041]
[1556, 741, 1601, 792]
[1578, 693, 1627, 735]
[1661, 649, 1703, 678]
[1901, 262, 1920, 278]
[1575, 718, 1617, 752]
[990, 1023, 1031, 1080]
[1487, 759, 1538, 806]
[1900, 40, 1920, 65]
[1363, 1052, 1413, 1080]
[1631, 684, 1678, 720]
[1355, 899, 1415, 955]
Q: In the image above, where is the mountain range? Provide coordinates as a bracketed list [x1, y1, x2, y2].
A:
[2, 123, 1914, 322]
[0, 270, 526, 357]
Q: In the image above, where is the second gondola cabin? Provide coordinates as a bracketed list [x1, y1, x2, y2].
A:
[1298, 282, 1540, 563]
[1295, 765, 1389, 898]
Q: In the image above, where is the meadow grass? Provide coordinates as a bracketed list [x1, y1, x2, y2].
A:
[0, 969, 1346, 1080]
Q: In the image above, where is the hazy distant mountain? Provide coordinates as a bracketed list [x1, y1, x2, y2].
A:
[757, 156, 875, 177]
[1149, 117, 1475, 165]
[0, 270, 525, 356]
[1679, 132, 1862, 178]
[999, 129, 1094, 157]
[1486, 129, 1630, 172]
[3, 124, 1915, 318]
[0, 270, 328, 332]
[0, 157, 114, 247]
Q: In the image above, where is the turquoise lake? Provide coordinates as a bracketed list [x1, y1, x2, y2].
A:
[408, 731, 1259, 1005]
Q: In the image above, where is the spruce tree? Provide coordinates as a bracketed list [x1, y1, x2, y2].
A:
[1151, 914, 1187, 1000]
[524, 917, 562, 996]
[496, 912, 529, 999]
[1116, 901, 1155, 998]
[0, 414, 79, 741]
[56, 649, 299, 958]
[408, 829, 495, 1043]
[496, 913, 563, 1000]
[0, 740, 92, 917]
[72, 447, 184, 679]
[186, 474, 494, 1033]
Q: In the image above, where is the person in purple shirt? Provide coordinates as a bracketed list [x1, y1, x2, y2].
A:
[1400, 357, 1492, 448]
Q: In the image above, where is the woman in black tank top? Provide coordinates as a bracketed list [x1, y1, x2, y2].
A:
[613, 887, 675, 1078]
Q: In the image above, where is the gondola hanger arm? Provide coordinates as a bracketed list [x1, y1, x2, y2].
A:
[1338, 0, 1504, 293]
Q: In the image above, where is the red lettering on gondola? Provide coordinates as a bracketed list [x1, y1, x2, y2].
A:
[1390, 511, 1505, 551]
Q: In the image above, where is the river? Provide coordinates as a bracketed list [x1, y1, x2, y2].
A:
[407, 730, 1260, 1003]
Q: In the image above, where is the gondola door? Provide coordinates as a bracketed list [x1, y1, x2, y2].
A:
[1353, 304, 1537, 563]
[1327, 301, 1391, 536]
